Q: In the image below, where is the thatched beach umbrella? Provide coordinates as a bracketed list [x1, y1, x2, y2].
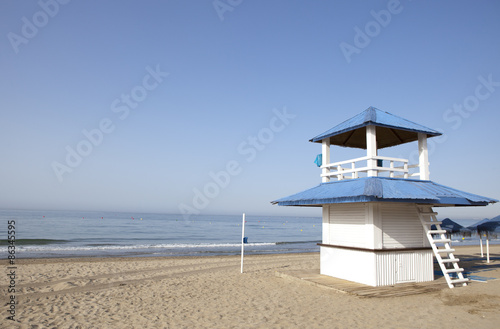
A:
[431, 219, 470, 246]
[467, 219, 491, 259]
[474, 220, 500, 263]
[440, 218, 467, 234]
[477, 220, 500, 233]
[467, 218, 493, 230]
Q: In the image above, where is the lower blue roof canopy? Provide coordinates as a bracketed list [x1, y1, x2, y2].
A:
[272, 177, 498, 207]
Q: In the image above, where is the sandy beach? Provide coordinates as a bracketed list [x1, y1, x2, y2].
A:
[2, 245, 500, 329]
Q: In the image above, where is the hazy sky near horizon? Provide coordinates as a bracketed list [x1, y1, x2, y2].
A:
[1, 0, 499, 220]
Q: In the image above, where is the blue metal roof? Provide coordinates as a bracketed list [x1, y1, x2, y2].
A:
[272, 177, 498, 207]
[310, 107, 442, 149]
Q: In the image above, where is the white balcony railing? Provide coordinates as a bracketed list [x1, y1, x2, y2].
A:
[321, 156, 421, 181]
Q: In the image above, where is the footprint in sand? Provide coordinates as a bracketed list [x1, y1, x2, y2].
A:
[50, 281, 80, 292]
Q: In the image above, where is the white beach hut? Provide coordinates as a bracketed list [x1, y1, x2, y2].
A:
[273, 107, 497, 288]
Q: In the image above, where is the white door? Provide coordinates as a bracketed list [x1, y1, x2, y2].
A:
[395, 253, 416, 283]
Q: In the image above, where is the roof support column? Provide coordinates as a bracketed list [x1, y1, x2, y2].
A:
[366, 125, 377, 177]
[367, 203, 382, 249]
[322, 139, 331, 183]
[418, 133, 430, 180]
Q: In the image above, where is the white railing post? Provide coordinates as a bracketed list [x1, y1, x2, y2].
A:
[366, 125, 378, 177]
[322, 139, 331, 182]
[325, 155, 413, 180]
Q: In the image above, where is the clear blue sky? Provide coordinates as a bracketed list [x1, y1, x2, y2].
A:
[1, 0, 499, 220]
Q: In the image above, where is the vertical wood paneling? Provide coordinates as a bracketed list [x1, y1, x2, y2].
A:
[375, 250, 433, 286]
[396, 253, 415, 283]
[376, 253, 395, 286]
[415, 251, 434, 282]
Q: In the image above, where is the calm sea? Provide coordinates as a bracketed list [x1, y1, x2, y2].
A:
[1, 209, 498, 259]
[0, 209, 322, 258]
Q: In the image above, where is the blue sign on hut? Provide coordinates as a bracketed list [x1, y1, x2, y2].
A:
[272, 107, 498, 288]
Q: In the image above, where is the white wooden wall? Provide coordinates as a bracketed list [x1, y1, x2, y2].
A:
[327, 203, 368, 248]
[375, 250, 434, 286]
[320, 247, 433, 286]
[381, 203, 425, 248]
[322, 205, 330, 244]
[320, 247, 377, 286]
[321, 202, 434, 286]
[324, 202, 427, 249]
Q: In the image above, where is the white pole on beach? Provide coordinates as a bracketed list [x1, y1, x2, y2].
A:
[241, 213, 246, 274]
[480, 234, 484, 257]
[486, 232, 490, 264]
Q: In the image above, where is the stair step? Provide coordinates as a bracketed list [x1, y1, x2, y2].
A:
[429, 230, 447, 234]
[422, 221, 442, 226]
[420, 208, 467, 289]
[432, 239, 451, 244]
[436, 248, 455, 253]
[450, 278, 469, 285]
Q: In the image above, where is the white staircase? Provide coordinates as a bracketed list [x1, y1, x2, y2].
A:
[417, 206, 468, 288]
